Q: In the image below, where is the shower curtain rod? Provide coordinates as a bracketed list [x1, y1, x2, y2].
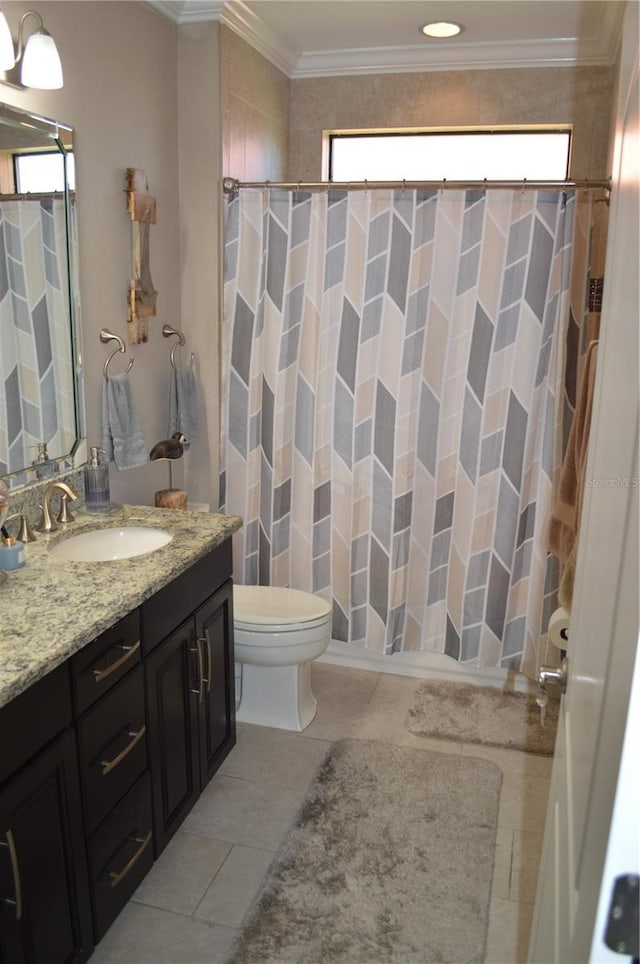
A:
[223, 176, 611, 194]
[0, 191, 75, 202]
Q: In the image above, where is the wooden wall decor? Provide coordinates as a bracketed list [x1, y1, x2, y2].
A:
[125, 167, 158, 344]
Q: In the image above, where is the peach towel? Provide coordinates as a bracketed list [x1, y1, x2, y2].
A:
[547, 340, 599, 608]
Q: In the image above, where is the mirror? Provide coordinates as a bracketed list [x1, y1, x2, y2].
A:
[0, 101, 84, 488]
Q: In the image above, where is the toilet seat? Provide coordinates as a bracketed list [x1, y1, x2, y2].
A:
[233, 585, 331, 635]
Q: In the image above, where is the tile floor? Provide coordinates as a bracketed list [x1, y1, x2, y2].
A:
[91, 662, 552, 964]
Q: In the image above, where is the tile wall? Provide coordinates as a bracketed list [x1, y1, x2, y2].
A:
[221, 26, 291, 182]
[287, 66, 616, 182]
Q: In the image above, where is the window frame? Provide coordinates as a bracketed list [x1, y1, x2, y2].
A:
[326, 125, 573, 183]
[12, 149, 76, 193]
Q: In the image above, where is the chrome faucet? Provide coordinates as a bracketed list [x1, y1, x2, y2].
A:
[35, 481, 79, 533]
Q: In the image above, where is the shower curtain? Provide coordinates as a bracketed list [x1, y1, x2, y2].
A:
[221, 187, 591, 677]
[0, 197, 76, 476]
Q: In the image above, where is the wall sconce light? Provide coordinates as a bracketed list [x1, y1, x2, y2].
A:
[0, 8, 63, 89]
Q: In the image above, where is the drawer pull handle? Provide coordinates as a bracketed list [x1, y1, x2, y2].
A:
[108, 831, 152, 888]
[0, 830, 22, 920]
[199, 635, 212, 694]
[189, 640, 205, 704]
[92, 640, 141, 683]
[100, 726, 146, 775]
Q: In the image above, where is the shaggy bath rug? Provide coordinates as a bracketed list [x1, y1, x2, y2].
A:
[406, 680, 559, 755]
[228, 739, 502, 964]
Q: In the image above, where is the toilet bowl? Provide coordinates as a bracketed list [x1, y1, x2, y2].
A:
[233, 585, 331, 732]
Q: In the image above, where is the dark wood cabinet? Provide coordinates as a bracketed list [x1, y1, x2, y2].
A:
[87, 773, 153, 942]
[146, 578, 235, 855]
[145, 617, 200, 853]
[0, 730, 93, 964]
[196, 580, 235, 788]
[0, 537, 236, 960]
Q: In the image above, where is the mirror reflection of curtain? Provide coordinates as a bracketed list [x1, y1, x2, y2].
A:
[221, 187, 590, 677]
[0, 197, 76, 476]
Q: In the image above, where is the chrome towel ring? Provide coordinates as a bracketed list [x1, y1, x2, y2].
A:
[99, 328, 135, 380]
[162, 324, 195, 371]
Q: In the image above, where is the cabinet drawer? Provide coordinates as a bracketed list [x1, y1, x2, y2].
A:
[77, 665, 147, 835]
[88, 772, 153, 942]
[0, 664, 72, 787]
[142, 540, 232, 654]
[71, 611, 141, 716]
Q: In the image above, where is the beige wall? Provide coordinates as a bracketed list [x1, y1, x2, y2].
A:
[288, 66, 616, 182]
[177, 21, 223, 507]
[221, 26, 290, 181]
[2, 1, 182, 506]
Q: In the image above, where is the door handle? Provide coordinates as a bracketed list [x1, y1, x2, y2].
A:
[0, 830, 23, 920]
[100, 726, 146, 775]
[199, 635, 212, 694]
[538, 657, 568, 694]
[189, 639, 205, 704]
[92, 641, 140, 683]
[107, 831, 152, 888]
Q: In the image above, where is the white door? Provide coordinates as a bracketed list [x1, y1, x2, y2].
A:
[528, 9, 639, 963]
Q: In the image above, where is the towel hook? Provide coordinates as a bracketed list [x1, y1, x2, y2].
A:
[162, 324, 195, 371]
[99, 328, 134, 380]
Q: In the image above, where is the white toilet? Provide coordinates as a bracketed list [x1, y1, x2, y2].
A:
[233, 585, 332, 731]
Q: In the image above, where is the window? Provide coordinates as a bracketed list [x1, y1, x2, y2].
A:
[328, 128, 571, 182]
[13, 151, 75, 193]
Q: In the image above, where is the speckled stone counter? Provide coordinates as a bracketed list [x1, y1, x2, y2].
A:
[0, 505, 242, 710]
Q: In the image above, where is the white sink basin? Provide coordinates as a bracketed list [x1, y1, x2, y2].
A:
[51, 526, 173, 562]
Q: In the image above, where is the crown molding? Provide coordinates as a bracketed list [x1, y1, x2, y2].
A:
[292, 36, 619, 79]
[146, 1, 622, 78]
[598, 0, 625, 64]
[218, 1, 300, 76]
[146, 1, 225, 24]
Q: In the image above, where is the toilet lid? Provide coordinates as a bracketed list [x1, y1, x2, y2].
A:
[233, 585, 331, 626]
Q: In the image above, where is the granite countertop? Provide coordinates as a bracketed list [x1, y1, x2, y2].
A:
[0, 504, 242, 710]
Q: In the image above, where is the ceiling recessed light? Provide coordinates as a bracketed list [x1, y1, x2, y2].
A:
[420, 21, 463, 39]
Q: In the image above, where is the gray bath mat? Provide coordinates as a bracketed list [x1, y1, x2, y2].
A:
[406, 680, 558, 755]
[228, 738, 502, 964]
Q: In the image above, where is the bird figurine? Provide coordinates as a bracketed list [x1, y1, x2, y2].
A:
[150, 433, 188, 509]
[149, 432, 186, 461]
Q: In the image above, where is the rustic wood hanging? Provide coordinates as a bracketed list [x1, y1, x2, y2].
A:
[125, 167, 158, 344]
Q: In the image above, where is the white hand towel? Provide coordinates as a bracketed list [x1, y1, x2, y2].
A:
[169, 367, 199, 447]
[102, 373, 148, 470]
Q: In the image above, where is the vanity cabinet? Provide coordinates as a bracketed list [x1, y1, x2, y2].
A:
[144, 543, 235, 855]
[0, 536, 236, 960]
[0, 672, 93, 964]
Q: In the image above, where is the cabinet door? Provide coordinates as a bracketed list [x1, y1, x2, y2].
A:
[0, 731, 93, 964]
[195, 579, 236, 789]
[145, 619, 200, 856]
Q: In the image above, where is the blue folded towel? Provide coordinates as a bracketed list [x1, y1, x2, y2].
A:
[169, 366, 199, 447]
[102, 373, 148, 470]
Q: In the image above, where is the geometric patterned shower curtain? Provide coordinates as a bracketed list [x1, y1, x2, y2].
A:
[0, 198, 77, 477]
[221, 188, 588, 677]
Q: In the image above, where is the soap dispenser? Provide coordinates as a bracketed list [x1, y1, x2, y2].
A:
[31, 442, 59, 480]
[84, 447, 111, 511]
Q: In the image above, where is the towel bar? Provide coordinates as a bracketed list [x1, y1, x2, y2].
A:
[99, 328, 135, 379]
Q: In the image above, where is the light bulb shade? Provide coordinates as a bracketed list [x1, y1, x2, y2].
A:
[21, 29, 63, 89]
[0, 11, 14, 69]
